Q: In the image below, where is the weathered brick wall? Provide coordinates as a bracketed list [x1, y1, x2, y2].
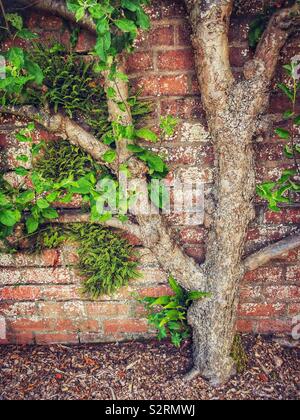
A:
[0, 0, 299, 345]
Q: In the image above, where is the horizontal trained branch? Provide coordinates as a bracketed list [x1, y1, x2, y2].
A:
[55, 211, 142, 239]
[0, 105, 117, 172]
[243, 231, 300, 272]
[13, 0, 96, 32]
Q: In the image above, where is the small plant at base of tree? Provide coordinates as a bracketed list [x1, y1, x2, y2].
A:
[138, 276, 211, 348]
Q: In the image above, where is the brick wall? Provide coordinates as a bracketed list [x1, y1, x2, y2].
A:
[0, 0, 299, 345]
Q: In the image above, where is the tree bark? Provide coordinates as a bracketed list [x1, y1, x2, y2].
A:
[184, 0, 299, 384]
[1, 0, 300, 386]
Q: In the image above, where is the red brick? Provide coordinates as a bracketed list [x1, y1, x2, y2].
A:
[229, 46, 252, 68]
[177, 23, 192, 46]
[269, 94, 300, 114]
[0, 286, 41, 301]
[160, 96, 204, 119]
[150, 25, 175, 46]
[255, 143, 284, 161]
[236, 319, 256, 333]
[127, 52, 153, 73]
[178, 227, 207, 245]
[39, 15, 63, 30]
[243, 267, 283, 284]
[138, 285, 174, 297]
[0, 267, 75, 286]
[288, 303, 300, 315]
[0, 285, 81, 302]
[264, 209, 300, 224]
[191, 75, 200, 95]
[0, 302, 37, 318]
[35, 333, 78, 345]
[121, 232, 142, 246]
[6, 332, 34, 345]
[240, 285, 262, 302]
[104, 319, 148, 334]
[0, 133, 8, 148]
[75, 31, 96, 52]
[184, 247, 206, 264]
[132, 74, 189, 97]
[159, 75, 190, 96]
[238, 303, 286, 317]
[257, 319, 292, 334]
[85, 303, 130, 318]
[42, 249, 61, 266]
[286, 266, 300, 284]
[161, 0, 186, 18]
[157, 49, 194, 71]
[265, 286, 300, 302]
[8, 318, 53, 333]
[229, 17, 252, 43]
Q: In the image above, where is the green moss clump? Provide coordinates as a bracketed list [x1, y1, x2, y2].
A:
[36, 224, 140, 298]
[231, 334, 249, 374]
[26, 43, 150, 141]
[34, 139, 106, 183]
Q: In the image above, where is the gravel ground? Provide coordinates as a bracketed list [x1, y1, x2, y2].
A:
[0, 335, 299, 400]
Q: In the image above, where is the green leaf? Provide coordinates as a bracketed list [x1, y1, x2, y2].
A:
[187, 291, 211, 301]
[37, 198, 50, 209]
[16, 190, 35, 205]
[26, 216, 39, 234]
[150, 296, 172, 307]
[66, 1, 81, 14]
[277, 83, 294, 101]
[294, 115, 300, 125]
[168, 276, 183, 297]
[127, 144, 144, 153]
[121, 0, 139, 12]
[115, 18, 137, 35]
[6, 13, 23, 30]
[136, 9, 151, 30]
[17, 29, 39, 40]
[24, 58, 44, 85]
[135, 128, 158, 142]
[96, 16, 109, 35]
[102, 149, 117, 163]
[7, 47, 24, 69]
[275, 128, 290, 140]
[42, 208, 59, 219]
[75, 7, 85, 22]
[283, 110, 294, 119]
[14, 167, 29, 176]
[0, 209, 21, 227]
[15, 133, 30, 143]
[0, 193, 9, 206]
[16, 155, 29, 163]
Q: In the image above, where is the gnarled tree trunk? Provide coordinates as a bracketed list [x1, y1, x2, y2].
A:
[2, 0, 300, 386]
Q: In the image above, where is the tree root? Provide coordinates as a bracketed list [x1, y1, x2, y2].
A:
[183, 368, 201, 382]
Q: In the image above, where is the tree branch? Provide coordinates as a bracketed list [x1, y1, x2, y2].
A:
[244, 2, 300, 82]
[11, 0, 96, 32]
[56, 211, 142, 240]
[184, 0, 234, 114]
[243, 231, 300, 272]
[0, 105, 117, 172]
[103, 61, 140, 173]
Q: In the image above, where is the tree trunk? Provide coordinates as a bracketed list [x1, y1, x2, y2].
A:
[3, 0, 300, 387]
[187, 109, 258, 384]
